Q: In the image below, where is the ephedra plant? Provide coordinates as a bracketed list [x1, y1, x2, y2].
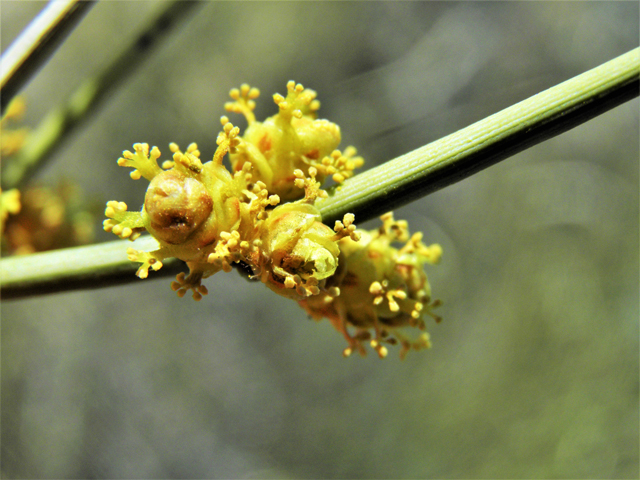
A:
[1, 1, 638, 359]
[101, 80, 443, 358]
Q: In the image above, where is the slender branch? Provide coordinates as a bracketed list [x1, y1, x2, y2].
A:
[317, 47, 640, 225]
[1, 0, 202, 191]
[0, 0, 96, 116]
[1, 48, 638, 300]
[0, 236, 183, 299]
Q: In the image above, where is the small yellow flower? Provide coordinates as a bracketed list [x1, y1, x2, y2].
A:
[226, 81, 364, 201]
[0, 189, 21, 237]
[1, 96, 29, 157]
[299, 213, 442, 359]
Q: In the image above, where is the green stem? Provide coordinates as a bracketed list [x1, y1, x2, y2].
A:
[1, 0, 202, 191]
[0, 236, 183, 299]
[1, 48, 638, 300]
[317, 47, 640, 225]
[0, 0, 95, 115]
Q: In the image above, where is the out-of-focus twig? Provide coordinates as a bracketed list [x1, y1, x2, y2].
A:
[1, 0, 202, 191]
[1, 48, 638, 300]
[0, 0, 96, 116]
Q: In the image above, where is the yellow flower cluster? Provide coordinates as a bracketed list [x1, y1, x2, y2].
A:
[1, 98, 97, 254]
[300, 213, 442, 359]
[3, 183, 96, 254]
[105, 81, 441, 357]
[0, 97, 27, 238]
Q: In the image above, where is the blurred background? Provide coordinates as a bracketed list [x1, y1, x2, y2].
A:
[1, 1, 638, 478]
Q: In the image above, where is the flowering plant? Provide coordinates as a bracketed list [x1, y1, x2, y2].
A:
[104, 81, 442, 357]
